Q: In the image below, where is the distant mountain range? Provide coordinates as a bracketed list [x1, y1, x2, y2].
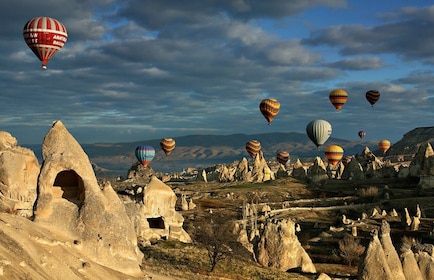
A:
[24, 127, 434, 176]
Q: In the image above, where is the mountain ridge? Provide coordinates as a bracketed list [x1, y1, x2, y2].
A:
[23, 127, 434, 175]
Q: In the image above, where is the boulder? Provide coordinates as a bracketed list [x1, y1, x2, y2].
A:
[33, 121, 143, 277]
[257, 219, 316, 273]
[0, 131, 40, 217]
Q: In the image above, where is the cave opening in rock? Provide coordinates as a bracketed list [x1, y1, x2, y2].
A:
[53, 170, 85, 207]
[147, 217, 165, 229]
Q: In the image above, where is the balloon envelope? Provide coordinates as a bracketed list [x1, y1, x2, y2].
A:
[276, 151, 290, 165]
[358, 130, 366, 139]
[306, 120, 332, 148]
[329, 89, 348, 111]
[378, 139, 391, 154]
[160, 138, 176, 156]
[324, 145, 344, 165]
[366, 90, 380, 106]
[23, 16, 68, 69]
[259, 98, 280, 124]
[135, 145, 155, 166]
[246, 140, 261, 158]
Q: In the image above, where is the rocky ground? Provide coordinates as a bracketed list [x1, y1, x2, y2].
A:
[110, 173, 431, 279]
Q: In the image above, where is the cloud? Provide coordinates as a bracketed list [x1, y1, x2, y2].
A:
[1, 1, 433, 145]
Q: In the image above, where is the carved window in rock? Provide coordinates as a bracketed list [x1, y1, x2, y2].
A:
[147, 217, 165, 229]
[53, 170, 85, 207]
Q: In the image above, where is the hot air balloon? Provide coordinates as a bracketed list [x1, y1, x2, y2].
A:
[306, 120, 332, 148]
[259, 98, 280, 125]
[324, 145, 344, 165]
[366, 90, 380, 107]
[276, 151, 290, 165]
[135, 145, 155, 166]
[329, 89, 348, 111]
[160, 138, 176, 156]
[378, 139, 391, 154]
[23, 16, 68, 69]
[246, 140, 261, 158]
[358, 130, 366, 139]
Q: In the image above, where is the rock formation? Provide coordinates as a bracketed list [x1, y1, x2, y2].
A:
[306, 157, 328, 186]
[135, 176, 191, 245]
[412, 142, 434, 190]
[0, 131, 40, 217]
[357, 229, 394, 280]
[33, 120, 143, 276]
[257, 219, 316, 273]
[341, 156, 364, 180]
[291, 159, 307, 180]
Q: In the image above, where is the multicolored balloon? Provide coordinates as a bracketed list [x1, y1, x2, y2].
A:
[324, 145, 344, 165]
[23, 16, 68, 69]
[329, 89, 348, 111]
[245, 140, 261, 158]
[378, 139, 391, 154]
[358, 130, 366, 139]
[160, 138, 176, 156]
[306, 119, 332, 148]
[276, 151, 290, 165]
[366, 90, 380, 107]
[259, 98, 280, 125]
[135, 145, 155, 166]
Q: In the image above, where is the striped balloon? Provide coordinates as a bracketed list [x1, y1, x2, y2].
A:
[276, 151, 290, 165]
[366, 90, 380, 106]
[259, 98, 280, 124]
[306, 119, 332, 148]
[160, 138, 176, 156]
[135, 145, 155, 166]
[378, 139, 391, 154]
[23, 17, 68, 69]
[324, 145, 344, 165]
[329, 89, 348, 111]
[358, 130, 366, 139]
[245, 140, 261, 158]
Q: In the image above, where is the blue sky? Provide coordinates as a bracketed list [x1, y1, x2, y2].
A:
[1, 1, 433, 145]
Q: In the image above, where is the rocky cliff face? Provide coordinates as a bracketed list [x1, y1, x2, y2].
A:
[387, 126, 434, 160]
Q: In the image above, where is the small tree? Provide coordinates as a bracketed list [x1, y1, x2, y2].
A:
[195, 214, 234, 272]
[338, 235, 365, 266]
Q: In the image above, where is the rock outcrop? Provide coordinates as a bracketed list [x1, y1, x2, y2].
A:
[307, 157, 328, 186]
[134, 176, 192, 245]
[33, 121, 143, 277]
[257, 219, 316, 273]
[0, 131, 40, 217]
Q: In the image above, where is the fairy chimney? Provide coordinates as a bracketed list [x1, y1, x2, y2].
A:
[137, 176, 191, 244]
[257, 218, 316, 273]
[33, 121, 143, 277]
[0, 131, 40, 217]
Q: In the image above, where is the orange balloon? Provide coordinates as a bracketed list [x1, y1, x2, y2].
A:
[160, 138, 176, 156]
[378, 139, 391, 154]
[246, 140, 261, 158]
[259, 98, 280, 124]
[329, 89, 348, 111]
[276, 151, 290, 165]
[324, 145, 344, 165]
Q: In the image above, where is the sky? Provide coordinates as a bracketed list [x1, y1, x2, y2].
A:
[1, 1, 433, 145]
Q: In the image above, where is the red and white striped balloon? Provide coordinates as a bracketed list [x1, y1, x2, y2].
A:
[23, 17, 68, 69]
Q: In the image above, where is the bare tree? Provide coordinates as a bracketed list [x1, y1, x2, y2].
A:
[338, 235, 365, 266]
[194, 214, 234, 272]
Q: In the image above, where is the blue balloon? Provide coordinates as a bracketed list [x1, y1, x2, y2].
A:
[135, 145, 155, 166]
